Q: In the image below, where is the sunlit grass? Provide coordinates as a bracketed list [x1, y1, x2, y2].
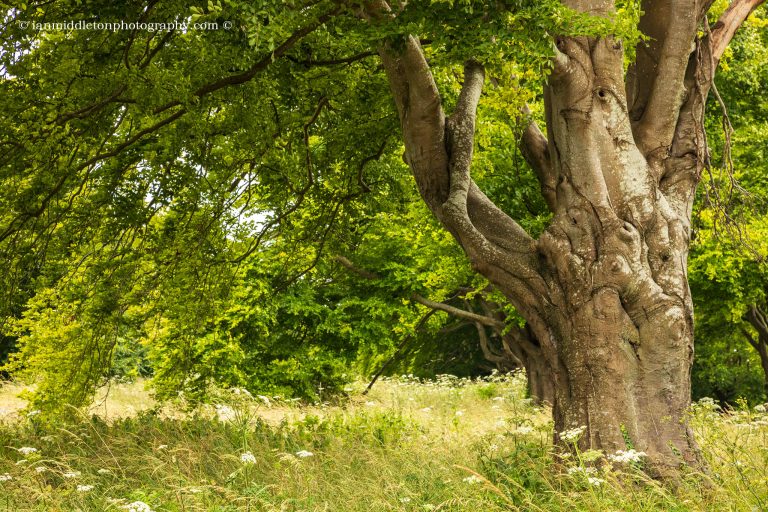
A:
[0, 374, 766, 511]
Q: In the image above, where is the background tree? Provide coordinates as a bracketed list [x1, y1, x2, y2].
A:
[689, 9, 768, 404]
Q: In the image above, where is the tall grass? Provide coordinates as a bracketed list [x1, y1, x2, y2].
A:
[0, 374, 766, 511]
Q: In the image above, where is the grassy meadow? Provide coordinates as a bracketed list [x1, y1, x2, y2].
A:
[0, 373, 767, 511]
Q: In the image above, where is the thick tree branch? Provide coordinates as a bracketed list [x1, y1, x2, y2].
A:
[710, 0, 766, 63]
[518, 105, 556, 211]
[375, 33, 547, 311]
[630, 0, 700, 158]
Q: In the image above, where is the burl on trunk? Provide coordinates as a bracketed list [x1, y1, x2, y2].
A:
[368, 0, 764, 474]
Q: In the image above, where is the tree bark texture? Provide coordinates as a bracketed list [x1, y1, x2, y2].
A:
[369, 0, 764, 474]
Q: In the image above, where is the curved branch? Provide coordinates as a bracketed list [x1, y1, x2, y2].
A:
[411, 294, 504, 329]
[710, 0, 766, 63]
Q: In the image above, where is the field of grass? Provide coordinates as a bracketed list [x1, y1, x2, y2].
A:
[1, 373, 767, 511]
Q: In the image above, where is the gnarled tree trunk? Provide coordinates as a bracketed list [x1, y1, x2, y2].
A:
[367, 0, 764, 474]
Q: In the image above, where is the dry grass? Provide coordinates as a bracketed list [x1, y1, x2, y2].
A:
[0, 374, 766, 511]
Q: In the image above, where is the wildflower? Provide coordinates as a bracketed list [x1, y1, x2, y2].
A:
[455, 410, 464, 417]
[559, 426, 586, 442]
[400, 497, 412, 503]
[17, 447, 38, 455]
[295, 450, 314, 458]
[26, 410, 41, 418]
[515, 425, 534, 434]
[587, 476, 606, 486]
[231, 387, 252, 398]
[567, 466, 596, 475]
[76, 484, 95, 492]
[257, 395, 271, 406]
[35, 466, 47, 473]
[365, 401, 377, 407]
[97, 468, 112, 474]
[156, 444, 169, 451]
[491, 405, 501, 410]
[215, 404, 236, 422]
[0, 473, 12, 482]
[492, 396, 505, 402]
[121, 501, 153, 512]
[607, 449, 647, 463]
[755, 404, 767, 413]
[420, 407, 432, 413]
[462, 475, 484, 484]
[240, 451, 257, 464]
[62, 471, 81, 478]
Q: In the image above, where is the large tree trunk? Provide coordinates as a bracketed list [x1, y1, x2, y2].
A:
[368, 0, 764, 475]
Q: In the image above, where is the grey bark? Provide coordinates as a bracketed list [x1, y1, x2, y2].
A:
[368, 0, 764, 475]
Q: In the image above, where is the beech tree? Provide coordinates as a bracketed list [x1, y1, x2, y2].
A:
[366, 0, 764, 474]
[1, 0, 766, 476]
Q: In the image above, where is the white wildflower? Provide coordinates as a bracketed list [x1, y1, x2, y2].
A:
[492, 396, 505, 402]
[17, 447, 38, 455]
[121, 501, 153, 512]
[420, 407, 432, 413]
[462, 475, 484, 484]
[455, 410, 464, 417]
[567, 466, 596, 475]
[76, 484, 95, 492]
[215, 404, 236, 422]
[559, 426, 586, 442]
[0, 473, 12, 482]
[399, 497, 412, 503]
[156, 444, 168, 451]
[240, 451, 257, 464]
[257, 395, 271, 406]
[97, 468, 112, 474]
[491, 405, 501, 410]
[62, 471, 81, 478]
[26, 410, 40, 418]
[231, 387, 252, 398]
[295, 450, 314, 458]
[35, 466, 47, 473]
[515, 425, 534, 435]
[587, 476, 606, 486]
[755, 404, 766, 413]
[365, 401, 377, 407]
[607, 449, 647, 464]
